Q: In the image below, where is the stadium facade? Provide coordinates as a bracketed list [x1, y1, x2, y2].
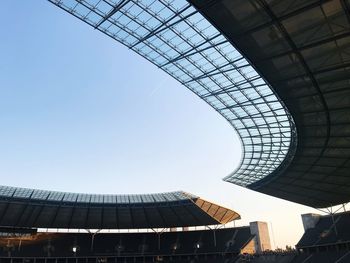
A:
[0, 222, 272, 262]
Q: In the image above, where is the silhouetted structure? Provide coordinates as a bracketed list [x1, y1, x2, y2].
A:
[0, 226, 271, 263]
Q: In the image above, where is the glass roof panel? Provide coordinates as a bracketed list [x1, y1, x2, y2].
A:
[47, 0, 296, 187]
[0, 186, 16, 197]
[47, 191, 65, 201]
[62, 192, 79, 202]
[31, 189, 50, 200]
[13, 188, 33, 198]
[77, 194, 91, 203]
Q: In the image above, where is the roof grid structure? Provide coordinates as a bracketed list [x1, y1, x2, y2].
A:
[0, 186, 194, 205]
[47, 0, 296, 187]
[62, 192, 79, 202]
[103, 194, 117, 203]
[140, 194, 154, 203]
[0, 186, 16, 197]
[47, 191, 65, 201]
[31, 189, 50, 200]
[12, 188, 33, 199]
[77, 194, 91, 203]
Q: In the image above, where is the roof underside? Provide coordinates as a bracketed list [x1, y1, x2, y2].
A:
[190, 0, 350, 208]
[0, 186, 239, 229]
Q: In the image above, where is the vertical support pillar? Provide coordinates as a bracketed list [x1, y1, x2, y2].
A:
[157, 233, 161, 250]
[331, 213, 338, 237]
[213, 229, 216, 247]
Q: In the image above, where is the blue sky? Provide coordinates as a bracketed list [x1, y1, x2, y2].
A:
[0, 0, 320, 248]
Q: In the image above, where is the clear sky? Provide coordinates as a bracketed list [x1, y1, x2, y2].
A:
[0, 0, 321, 248]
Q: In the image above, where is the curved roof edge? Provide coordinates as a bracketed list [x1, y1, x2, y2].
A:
[0, 185, 240, 229]
[0, 185, 196, 205]
[47, 0, 294, 188]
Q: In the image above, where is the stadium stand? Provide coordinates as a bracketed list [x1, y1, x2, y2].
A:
[291, 251, 350, 263]
[291, 211, 350, 262]
[0, 227, 261, 262]
[239, 253, 297, 263]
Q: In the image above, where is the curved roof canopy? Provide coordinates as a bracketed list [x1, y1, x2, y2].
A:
[0, 186, 239, 229]
[47, 0, 294, 186]
[190, 0, 350, 208]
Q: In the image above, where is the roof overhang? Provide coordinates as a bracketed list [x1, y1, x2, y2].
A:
[0, 186, 239, 229]
[190, 0, 350, 208]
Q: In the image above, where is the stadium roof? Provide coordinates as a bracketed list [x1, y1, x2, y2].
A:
[46, 0, 350, 208]
[3, 0, 348, 214]
[48, 0, 294, 187]
[0, 186, 239, 229]
[190, 0, 350, 208]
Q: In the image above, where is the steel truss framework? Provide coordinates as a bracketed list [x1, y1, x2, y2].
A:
[190, 0, 350, 208]
[46, 0, 295, 186]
